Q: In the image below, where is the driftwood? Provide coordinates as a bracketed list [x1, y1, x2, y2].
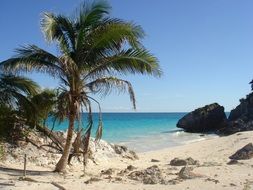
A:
[25, 137, 47, 151]
[51, 182, 66, 190]
[19, 177, 66, 190]
[24, 126, 96, 167]
[36, 125, 64, 151]
[39, 144, 62, 153]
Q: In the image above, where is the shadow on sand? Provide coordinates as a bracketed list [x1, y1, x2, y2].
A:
[0, 166, 55, 176]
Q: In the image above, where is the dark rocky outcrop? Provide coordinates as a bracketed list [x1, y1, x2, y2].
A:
[177, 91, 253, 135]
[229, 143, 253, 160]
[177, 103, 227, 133]
[218, 92, 253, 135]
[218, 120, 253, 135]
[229, 92, 253, 121]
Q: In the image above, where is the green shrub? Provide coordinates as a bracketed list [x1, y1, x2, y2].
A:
[0, 104, 26, 143]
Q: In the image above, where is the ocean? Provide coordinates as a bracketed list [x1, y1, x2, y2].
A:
[46, 113, 217, 152]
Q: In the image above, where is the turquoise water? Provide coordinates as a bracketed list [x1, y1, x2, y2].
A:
[46, 112, 218, 152]
[47, 113, 185, 142]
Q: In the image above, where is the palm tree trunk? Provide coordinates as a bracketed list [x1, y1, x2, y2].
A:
[54, 103, 76, 172]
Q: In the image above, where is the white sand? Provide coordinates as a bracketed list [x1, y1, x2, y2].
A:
[1, 131, 253, 190]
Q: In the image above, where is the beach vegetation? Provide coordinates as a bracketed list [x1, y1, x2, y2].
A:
[21, 89, 57, 128]
[0, 74, 40, 141]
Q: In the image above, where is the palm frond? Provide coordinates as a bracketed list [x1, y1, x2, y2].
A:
[95, 120, 103, 142]
[86, 77, 136, 109]
[41, 13, 75, 54]
[85, 95, 103, 141]
[77, 20, 145, 67]
[0, 45, 62, 76]
[76, 0, 110, 30]
[89, 20, 144, 49]
[84, 48, 162, 80]
[0, 75, 40, 126]
[0, 75, 39, 96]
[51, 89, 70, 125]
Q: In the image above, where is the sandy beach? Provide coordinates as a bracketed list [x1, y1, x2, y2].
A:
[0, 131, 253, 190]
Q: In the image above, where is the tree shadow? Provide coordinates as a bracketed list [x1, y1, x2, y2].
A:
[0, 166, 56, 176]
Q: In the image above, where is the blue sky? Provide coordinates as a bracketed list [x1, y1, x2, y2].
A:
[1, 0, 253, 112]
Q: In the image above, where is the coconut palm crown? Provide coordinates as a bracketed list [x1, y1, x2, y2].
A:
[0, 0, 162, 172]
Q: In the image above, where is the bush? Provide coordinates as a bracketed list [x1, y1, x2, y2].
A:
[0, 105, 26, 143]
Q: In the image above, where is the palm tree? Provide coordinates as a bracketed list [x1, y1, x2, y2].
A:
[0, 0, 161, 172]
[20, 89, 57, 128]
[250, 80, 253, 91]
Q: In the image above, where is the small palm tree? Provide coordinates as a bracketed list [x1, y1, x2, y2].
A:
[250, 80, 253, 91]
[0, 0, 161, 172]
[20, 89, 57, 128]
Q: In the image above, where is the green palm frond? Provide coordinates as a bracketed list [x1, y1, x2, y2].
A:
[1, 75, 39, 96]
[84, 48, 161, 80]
[29, 89, 57, 125]
[90, 20, 144, 48]
[75, 1, 111, 56]
[52, 89, 70, 124]
[76, 0, 110, 30]
[41, 13, 75, 55]
[0, 45, 62, 76]
[76, 19, 145, 68]
[0, 75, 40, 121]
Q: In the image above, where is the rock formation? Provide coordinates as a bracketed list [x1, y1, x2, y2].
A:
[178, 166, 203, 179]
[170, 157, 199, 166]
[177, 103, 227, 133]
[128, 165, 166, 184]
[229, 143, 253, 160]
[218, 92, 253, 135]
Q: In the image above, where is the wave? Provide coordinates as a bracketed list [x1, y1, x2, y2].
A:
[160, 129, 183, 134]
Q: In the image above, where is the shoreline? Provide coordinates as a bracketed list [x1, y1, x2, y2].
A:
[117, 130, 219, 153]
[1, 131, 253, 189]
[47, 128, 218, 153]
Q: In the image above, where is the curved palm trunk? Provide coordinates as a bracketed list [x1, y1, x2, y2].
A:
[54, 103, 76, 172]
